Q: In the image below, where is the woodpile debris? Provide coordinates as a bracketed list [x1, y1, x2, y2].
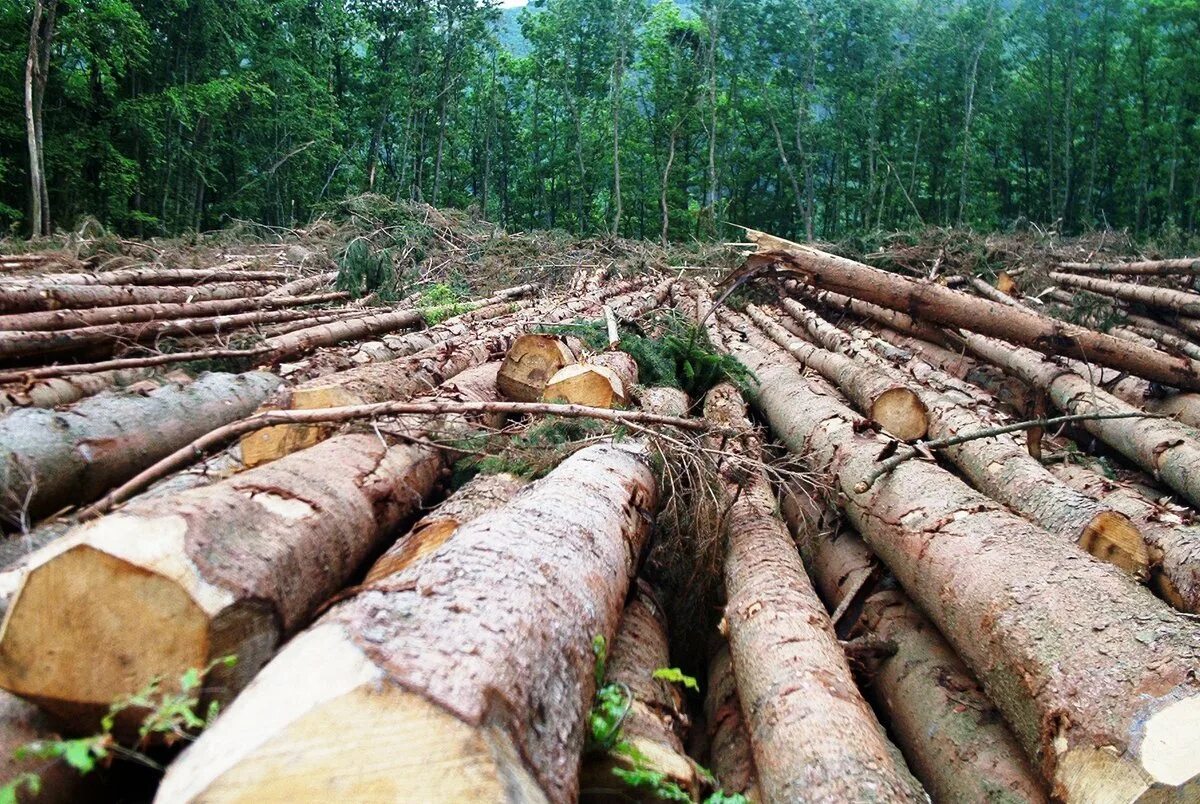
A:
[1, 218, 1200, 803]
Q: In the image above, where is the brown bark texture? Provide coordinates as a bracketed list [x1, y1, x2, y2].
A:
[0, 371, 280, 527]
[1050, 271, 1200, 317]
[0, 281, 282, 315]
[153, 442, 658, 804]
[718, 318, 1200, 800]
[703, 644, 761, 803]
[0, 267, 290, 286]
[0, 366, 156, 411]
[1056, 259, 1200, 276]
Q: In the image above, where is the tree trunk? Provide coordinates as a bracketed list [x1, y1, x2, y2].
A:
[0, 371, 280, 528]
[499, 335, 580, 403]
[704, 384, 923, 803]
[0, 367, 158, 412]
[543, 351, 638, 409]
[748, 305, 929, 441]
[0, 267, 289, 287]
[0, 367, 507, 731]
[961, 333, 1200, 510]
[1050, 271, 1200, 317]
[0, 281, 285, 315]
[718, 319, 1200, 800]
[580, 581, 698, 802]
[24, 0, 46, 238]
[704, 643, 761, 802]
[265, 272, 337, 298]
[739, 231, 1200, 390]
[781, 488, 1048, 804]
[799, 285, 954, 347]
[154, 442, 657, 803]
[1056, 259, 1200, 276]
[660, 129, 676, 246]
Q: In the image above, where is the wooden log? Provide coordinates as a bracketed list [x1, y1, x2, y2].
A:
[0, 267, 290, 287]
[1050, 272, 1200, 317]
[153, 442, 658, 803]
[0, 367, 157, 411]
[498, 334, 581, 402]
[971, 276, 1024, 306]
[265, 271, 337, 297]
[1056, 258, 1200, 276]
[961, 333, 1200, 510]
[780, 489, 1048, 804]
[749, 304, 929, 441]
[542, 351, 638, 409]
[737, 230, 1200, 390]
[637, 386, 689, 415]
[580, 581, 698, 802]
[703, 384, 922, 802]
[0, 366, 505, 730]
[704, 643, 761, 803]
[1047, 461, 1200, 613]
[0, 282, 282, 315]
[718, 320, 1200, 800]
[800, 285, 954, 347]
[0, 372, 280, 527]
[1065, 360, 1200, 429]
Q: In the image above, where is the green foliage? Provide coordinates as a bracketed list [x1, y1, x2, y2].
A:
[336, 239, 397, 301]
[652, 666, 699, 692]
[0, 774, 40, 804]
[451, 417, 614, 485]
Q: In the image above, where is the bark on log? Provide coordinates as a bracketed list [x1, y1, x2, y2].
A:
[0, 291, 347, 332]
[960, 333, 1200, 510]
[0, 267, 290, 286]
[704, 644, 761, 803]
[704, 384, 922, 803]
[0, 282, 281, 315]
[0, 371, 280, 527]
[0, 366, 505, 729]
[1049, 272, 1200, 317]
[1047, 461, 1200, 614]
[543, 351, 638, 409]
[1065, 361, 1200, 429]
[637, 386, 690, 415]
[1056, 259, 1200, 276]
[580, 581, 698, 802]
[718, 320, 1200, 800]
[800, 285, 954, 347]
[153, 442, 658, 804]
[737, 230, 1200, 390]
[265, 271, 336, 298]
[0, 367, 156, 411]
[748, 304, 929, 441]
[781, 490, 1048, 804]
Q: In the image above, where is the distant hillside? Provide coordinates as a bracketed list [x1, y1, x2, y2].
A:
[493, 0, 696, 58]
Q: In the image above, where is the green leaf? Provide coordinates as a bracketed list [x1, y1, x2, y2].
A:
[652, 667, 699, 692]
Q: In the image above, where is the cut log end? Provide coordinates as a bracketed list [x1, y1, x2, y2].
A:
[239, 385, 361, 468]
[497, 334, 578, 402]
[542, 363, 628, 409]
[1078, 511, 1152, 580]
[868, 387, 930, 442]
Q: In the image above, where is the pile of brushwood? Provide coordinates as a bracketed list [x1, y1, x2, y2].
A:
[1, 208, 1200, 803]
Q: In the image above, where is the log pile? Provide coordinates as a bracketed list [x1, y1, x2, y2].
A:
[2, 221, 1200, 803]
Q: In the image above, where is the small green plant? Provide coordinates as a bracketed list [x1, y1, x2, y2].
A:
[0, 656, 236, 802]
[652, 667, 700, 692]
[336, 238, 397, 301]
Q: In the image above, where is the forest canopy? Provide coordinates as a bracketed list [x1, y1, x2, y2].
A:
[2, 0, 1198, 243]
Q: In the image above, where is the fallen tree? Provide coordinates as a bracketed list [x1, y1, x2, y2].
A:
[154, 442, 658, 803]
[704, 644, 761, 802]
[0, 281, 282, 315]
[1056, 258, 1200, 276]
[0, 267, 291, 286]
[717, 318, 1200, 800]
[0, 366, 157, 411]
[1049, 272, 1200, 317]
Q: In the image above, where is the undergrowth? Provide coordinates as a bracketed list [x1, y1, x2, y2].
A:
[336, 237, 398, 301]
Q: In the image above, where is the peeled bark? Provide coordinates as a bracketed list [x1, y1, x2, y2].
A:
[1050, 271, 1200, 317]
[719, 320, 1200, 800]
[748, 305, 929, 441]
[739, 230, 1200, 390]
[1057, 259, 1200, 276]
[0, 371, 280, 527]
[781, 491, 1048, 804]
[704, 384, 922, 803]
[704, 644, 761, 803]
[543, 351, 638, 409]
[1047, 461, 1200, 614]
[154, 443, 658, 804]
[961, 333, 1200, 510]
[0, 282, 282, 315]
[0, 366, 505, 730]
[580, 581, 698, 802]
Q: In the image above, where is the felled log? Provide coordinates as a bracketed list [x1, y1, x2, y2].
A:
[1049, 271, 1200, 317]
[800, 285, 954, 347]
[737, 230, 1200, 390]
[1057, 258, 1200, 276]
[751, 304, 929, 441]
[0, 371, 280, 527]
[265, 271, 337, 297]
[704, 644, 761, 803]
[498, 334, 581, 402]
[542, 351, 638, 409]
[0, 267, 289, 286]
[781, 489, 1048, 803]
[719, 319, 1200, 800]
[0, 367, 157, 411]
[0, 281, 281, 315]
[960, 333, 1200, 510]
[580, 581, 698, 802]
[154, 443, 658, 803]
[703, 384, 922, 802]
[0, 366, 505, 730]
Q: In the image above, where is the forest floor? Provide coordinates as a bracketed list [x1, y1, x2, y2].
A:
[2, 199, 1200, 802]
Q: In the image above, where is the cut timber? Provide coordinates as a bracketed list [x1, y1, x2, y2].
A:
[1049, 272, 1200, 317]
[0, 372, 280, 526]
[703, 384, 922, 802]
[0, 267, 289, 286]
[1057, 258, 1200, 276]
[0, 366, 156, 411]
[719, 320, 1200, 801]
[637, 386, 690, 415]
[737, 230, 1200, 390]
[1047, 461, 1200, 613]
[0, 281, 280, 315]
[154, 443, 658, 804]
[542, 351, 638, 409]
[800, 285, 954, 347]
[971, 276, 1023, 307]
[265, 271, 336, 297]
[580, 581, 698, 802]
[498, 334, 580, 402]
[781, 491, 1048, 803]
[748, 304, 929, 441]
[1069, 361, 1200, 429]
[960, 333, 1200, 510]
[704, 644, 761, 803]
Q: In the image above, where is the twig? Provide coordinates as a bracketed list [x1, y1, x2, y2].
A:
[78, 400, 712, 520]
[854, 411, 1165, 493]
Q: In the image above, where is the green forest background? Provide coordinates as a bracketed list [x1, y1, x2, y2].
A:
[2, 0, 1198, 243]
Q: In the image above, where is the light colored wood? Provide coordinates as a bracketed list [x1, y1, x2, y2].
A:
[498, 334, 579, 402]
[543, 363, 628, 408]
